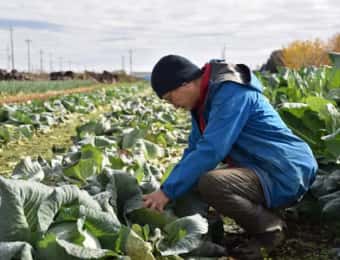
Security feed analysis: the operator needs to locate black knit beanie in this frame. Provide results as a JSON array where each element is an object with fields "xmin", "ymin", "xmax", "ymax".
[{"xmin": 151, "ymin": 55, "xmax": 202, "ymax": 98}]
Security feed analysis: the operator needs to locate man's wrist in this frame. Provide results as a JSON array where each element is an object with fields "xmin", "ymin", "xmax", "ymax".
[{"xmin": 160, "ymin": 185, "xmax": 173, "ymax": 201}]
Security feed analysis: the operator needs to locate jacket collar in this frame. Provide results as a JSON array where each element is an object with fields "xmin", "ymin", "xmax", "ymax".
[{"xmin": 194, "ymin": 60, "xmax": 252, "ymax": 111}]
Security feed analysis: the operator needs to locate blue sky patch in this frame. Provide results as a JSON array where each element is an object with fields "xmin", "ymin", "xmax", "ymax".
[{"xmin": 0, "ymin": 18, "xmax": 63, "ymax": 32}]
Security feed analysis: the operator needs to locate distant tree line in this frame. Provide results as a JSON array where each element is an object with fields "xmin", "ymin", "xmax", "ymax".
[{"xmin": 261, "ymin": 33, "xmax": 340, "ymax": 72}]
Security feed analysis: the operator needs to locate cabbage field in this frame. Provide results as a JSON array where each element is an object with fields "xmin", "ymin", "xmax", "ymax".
[
  {"xmin": 0, "ymin": 80, "xmax": 95, "ymax": 95},
  {"xmin": 0, "ymin": 63, "xmax": 339, "ymax": 259},
  {"xmin": 256, "ymin": 66, "xmax": 340, "ymax": 223}
]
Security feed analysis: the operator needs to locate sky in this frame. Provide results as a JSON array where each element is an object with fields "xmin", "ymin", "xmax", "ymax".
[{"xmin": 0, "ymin": 0, "xmax": 339, "ymax": 73}]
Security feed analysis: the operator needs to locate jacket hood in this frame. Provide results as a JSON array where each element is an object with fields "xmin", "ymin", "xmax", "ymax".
[{"xmin": 209, "ymin": 60, "xmax": 263, "ymax": 93}]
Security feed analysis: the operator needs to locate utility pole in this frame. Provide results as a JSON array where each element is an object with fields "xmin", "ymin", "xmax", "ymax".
[
  {"xmin": 129, "ymin": 49, "xmax": 133, "ymax": 75},
  {"xmin": 59, "ymin": 56, "xmax": 63, "ymax": 71},
  {"xmin": 25, "ymin": 39, "xmax": 32, "ymax": 72},
  {"xmin": 9, "ymin": 27, "xmax": 15, "ymax": 70},
  {"xmin": 6, "ymin": 45, "xmax": 10, "ymax": 70},
  {"xmin": 49, "ymin": 52, "xmax": 53, "ymax": 72},
  {"xmin": 121, "ymin": 55, "xmax": 125, "ymax": 73},
  {"xmin": 221, "ymin": 43, "xmax": 226, "ymax": 60},
  {"xmin": 40, "ymin": 49, "xmax": 44, "ymax": 73},
  {"xmin": 0, "ymin": 47, "xmax": 4, "ymax": 69}
]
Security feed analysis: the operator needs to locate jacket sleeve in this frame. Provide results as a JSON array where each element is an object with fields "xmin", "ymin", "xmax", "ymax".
[
  {"xmin": 179, "ymin": 117, "xmax": 200, "ymax": 161},
  {"xmin": 161, "ymin": 83, "xmax": 253, "ymax": 200}
]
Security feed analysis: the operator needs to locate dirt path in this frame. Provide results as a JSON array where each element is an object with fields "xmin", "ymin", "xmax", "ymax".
[{"xmin": 0, "ymin": 84, "xmax": 109, "ymax": 105}]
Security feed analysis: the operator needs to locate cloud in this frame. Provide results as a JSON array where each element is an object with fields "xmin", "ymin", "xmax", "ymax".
[
  {"xmin": 101, "ymin": 36, "xmax": 136, "ymax": 42},
  {"xmin": 0, "ymin": 0, "xmax": 339, "ymax": 72},
  {"xmin": 175, "ymin": 32, "xmax": 230, "ymax": 39},
  {"xmin": 0, "ymin": 18, "xmax": 63, "ymax": 32}
]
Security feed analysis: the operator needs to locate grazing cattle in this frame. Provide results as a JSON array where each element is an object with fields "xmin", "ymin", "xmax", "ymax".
[
  {"xmin": 0, "ymin": 69, "xmax": 7, "ymax": 80},
  {"xmin": 0, "ymin": 69, "xmax": 120, "ymax": 82},
  {"xmin": 102, "ymin": 70, "xmax": 118, "ymax": 83},
  {"xmin": 84, "ymin": 70, "xmax": 118, "ymax": 83},
  {"xmin": 50, "ymin": 71, "xmax": 67, "ymax": 80},
  {"xmin": 64, "ymin": 71, "xmax": 74, "ymax": 80},
  {"xmin": 11, "ymin": 70, "xmax": 24, "ymax": 80},
  {"xmin": 0, "ymin": 69, "xmax": 26, "ymax": 81}
]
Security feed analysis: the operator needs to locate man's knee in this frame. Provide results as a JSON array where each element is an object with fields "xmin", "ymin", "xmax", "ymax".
[
  {"xmin": 198, "ymin": 171, "xmax": 216, "ymax": 195},
  {"xmin": 198, "ymin": 170, "xmax": 232, "ymax": 200}
]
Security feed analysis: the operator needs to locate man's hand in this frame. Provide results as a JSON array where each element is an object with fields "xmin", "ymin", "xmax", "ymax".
[{"xmin": 143, "ymin": 189, "xmax": 170, "ymax": 213}]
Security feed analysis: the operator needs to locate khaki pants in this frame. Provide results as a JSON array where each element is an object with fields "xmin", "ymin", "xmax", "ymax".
[{"xmin": 174, "ymin": 168, "xmax": 285, "ymax": 235}]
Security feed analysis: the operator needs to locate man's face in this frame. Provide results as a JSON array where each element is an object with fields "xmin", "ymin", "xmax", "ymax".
[{"xmin": 162, "ymin": 81, "xmax": 200, "ymax": 110}]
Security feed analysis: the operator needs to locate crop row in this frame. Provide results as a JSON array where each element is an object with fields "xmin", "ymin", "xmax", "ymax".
[
  {"xmin": 0, "ymin": 80, "xmax": 97, "ymax": 95},
  {"xmin": 0, "ymin": 84, "xmax": 218, "ymax": 259},
  {"xmin": 0, "ymin": 84, "xmax": 143, "ymax": 147}
]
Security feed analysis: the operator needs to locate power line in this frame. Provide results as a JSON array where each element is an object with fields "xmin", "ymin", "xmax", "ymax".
[
  {"xmin": 49, "ymin": 52, "xmax": 53, "ymax": 72},
  {"xmin": 0, "ymin": 47, "xmax": 4, "ymax": 69},
  {"xmin": 129, "ymin": 49, "xmax": 133, "ymax": 75},
  {"xmin": 6, "ymin": 45, "xmax": 10, "ymax": 70},
  {"xmin": 59, "ymin": 56, "xmax": 63, "ymax": 71},
  {"xmin": 25, "ymin": 39, "xmax": 32, "ymax": 72},
  {"xmin": 40, "ymin": 49, "xmax": 44, "ymax": 73},
  {"xmin": 9, "ymin": 26, "xmax": 15, "ymax": 70},
  {"xmin": 121, "ymin": 55, "xmax": 125, "ymax": 72},
  {"xmin": 221, "ymin": 43, "xmax": 226, "ymax": 60}
]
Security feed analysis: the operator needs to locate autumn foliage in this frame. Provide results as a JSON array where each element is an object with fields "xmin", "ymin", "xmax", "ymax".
[
  {"xmin": 282, "ymin": 33, "xmax": 340, "ymax": 69},
  {"xmin": 328, "ymin": 33, "xmax": 340, "ymax": 52}
]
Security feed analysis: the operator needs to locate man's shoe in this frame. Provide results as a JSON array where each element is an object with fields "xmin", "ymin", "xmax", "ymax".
[
  {"xmin": 254, "ymin": 228, "xmax": 285, "ymax": 252},
  {"xmin": 207, "ymin": 216, "xmax": 225, "ymax": 245},
  {"xmin": 229, "ymin": 229, "xmax": 285, "ymax": 260},
  {"xmin": 183, "ymin": 241, "xmax": 228, "ymax": 257}
]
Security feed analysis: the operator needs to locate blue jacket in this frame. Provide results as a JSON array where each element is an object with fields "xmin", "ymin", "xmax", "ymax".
[{"xmin": 161, "ymin": 62, "xmax": 318, "ymax": 208}]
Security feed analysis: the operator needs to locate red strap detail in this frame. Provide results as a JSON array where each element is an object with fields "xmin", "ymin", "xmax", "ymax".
[
  {"xmin": 196, "ymin": 63, "xmax": 234, "ymax": 168},
  {"xmin": 196, "ymin": 63, "xmax": 211, "ymax": 133}
]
